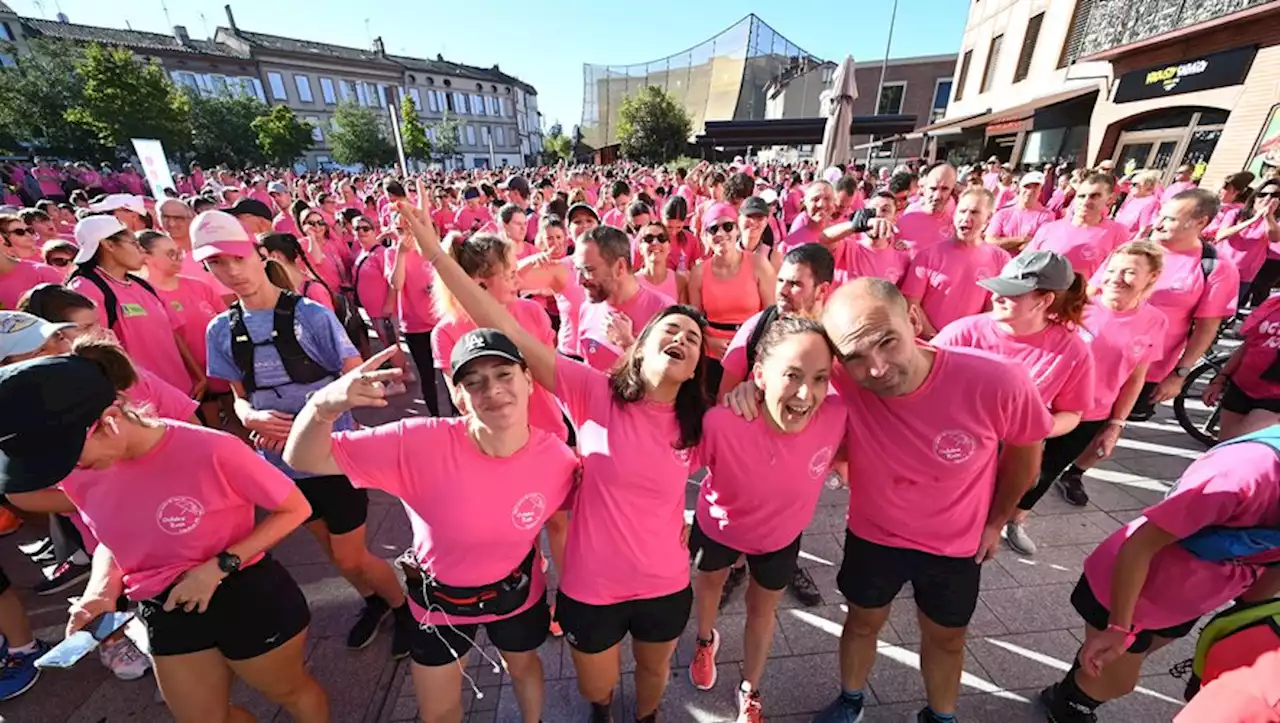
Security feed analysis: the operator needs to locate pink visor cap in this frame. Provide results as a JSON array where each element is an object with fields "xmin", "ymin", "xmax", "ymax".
[
  {"xmin": 190, "ymin": 210, "xmax": 257, "ymax": 261},
  {"xmin": 700, "ymin": 202, "xmax": 738, "ymax": 230}
]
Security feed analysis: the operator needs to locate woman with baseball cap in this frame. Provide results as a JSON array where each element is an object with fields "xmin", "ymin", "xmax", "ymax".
[
  {"xmin": 933, "ymin": 250, "xmax": 1096, "ymax": 555},
  {"xmin": 285, "ymin": 330, "xmax": 577, "ymax": 723},
  {"xmin": 394, "ymin": 200, "xmax": 708, "ymax": 723},
  {"xmin": 0, "ymin": 339, "xmax": 327, "ymax": 721},
  {"xmin": 68, "ymin": 215, "xmax": 206, "ymax": 399},
  {"xmin": 192, "ymin": 210, "xmax": 414, "ymax": 658}
]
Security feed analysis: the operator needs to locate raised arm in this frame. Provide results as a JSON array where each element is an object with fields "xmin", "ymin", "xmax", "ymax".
[{"xmin": 397, "ymin": 202, "xmax": 558, "ymax": 392}]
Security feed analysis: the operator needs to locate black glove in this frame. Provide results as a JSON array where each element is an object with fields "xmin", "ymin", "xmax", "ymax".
[{"xmin": 849, "ymin": 208, "xmax": 874, "ymax": 235}]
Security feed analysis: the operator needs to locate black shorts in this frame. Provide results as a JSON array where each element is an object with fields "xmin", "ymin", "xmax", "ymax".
[
  {"xmin": 689, "ymin": 520, "xmax": 801, "ymax": 591},
  {"xmin": 1221, "ymin": 381, "xmax": 1280, "ymax": 415},
  {"xmin": 555, "ymin": 586, "xmax": 693, "ymax": 654},
  {"xmin": 1070, "ymin": 575, "xmax": 1198, "ymax": 654},
  {"xmin": 0, "ymin": 563, "xmax": 9, "ymax": 596},
  {"xmin": 837, "ymin": 530, "xmax": 981, "ymax": 629},
  {"xmin": 295, "ymin": 474, "xmax": 368, "ymax": 535},
  {"xmin": 138, "ymin": 555, "xmax": 310, "ymax": 660},
  {"xmin": 409, "ymin": 594, "xmax": 550, "ymax": 667}
]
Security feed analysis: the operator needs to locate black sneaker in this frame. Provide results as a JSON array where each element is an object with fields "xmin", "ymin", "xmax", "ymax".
[
  {"xmin": 719, "ymin": 565, "xmax": 747, "ymax": 610},
  {"xmin": 34, "ymin": 559, "xmax": 91, "ymax": 596},
  {"xmin": 390, "ymin": 604, "xmax": 412, "ymax": 659},
  {"xmin": 1056, "ymin": 472, "xmax": 1090, "ymax": 507},
  {"xmin": 917, "ymin": 706, "xmax": 958, "ymax": 722},
  {"xmin": 1039, "ymin": 684, "xmax": 1098, "ymax": 723},
  {"xmin": 590, "ymin": 701, "xmax": 613, "ymax": 723},
  {"xmin": 1126, "ymin": 405, "xmax": 1154, "ymax": 422},
  {"xmin": 788, "ymin": 566, "xmax": 823, "ymax": 607},
  {"xmin": 346, "ymin": 596, "xmax": 391, "ymax": 650}
]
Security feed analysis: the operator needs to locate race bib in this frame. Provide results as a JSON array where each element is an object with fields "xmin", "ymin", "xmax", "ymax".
[{"xmin": 121, "ymin": 303, "xmax": 148, "ymax": 318}]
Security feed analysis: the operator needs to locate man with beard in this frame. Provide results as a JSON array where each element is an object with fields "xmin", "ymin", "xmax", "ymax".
[
  {"xmin": 574, "ymin": 225, "xmax": 674, "ymax": 371},
  {"xmin": 897, "ymin": 163, "xmax": 958, "ymax": 250}
]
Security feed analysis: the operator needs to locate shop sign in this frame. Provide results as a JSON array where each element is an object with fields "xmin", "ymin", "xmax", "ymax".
[
  {"xmin": 1114, "ymin": 46, "xmax": 1256, "ymax": 103},
  {"xmin": 985, "ymin": 118, "xmax": 1031, "ymax": 137}
]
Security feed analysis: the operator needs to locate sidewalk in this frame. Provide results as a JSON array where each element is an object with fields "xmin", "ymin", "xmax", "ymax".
[{"xmin": 0, "ymin": 383, "xmax": 1205, "ymax": 722}]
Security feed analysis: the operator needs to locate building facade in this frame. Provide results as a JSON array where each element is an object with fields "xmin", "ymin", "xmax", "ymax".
[{"xmin": 0, "ymin": 3, "xmax": 540, "ymax": 171}]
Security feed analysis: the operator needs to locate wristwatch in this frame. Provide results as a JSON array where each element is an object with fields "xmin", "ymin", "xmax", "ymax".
[
  {"xmin": 1174, "ymin": 366, "xmax": 1192, "ymax": 378},
  {"xmin": 216, "ymin": 551, "xmax": 242, "ymax": 575}
]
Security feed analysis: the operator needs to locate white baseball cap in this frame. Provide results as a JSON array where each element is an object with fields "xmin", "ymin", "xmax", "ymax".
[
  {"xmin": 72, "ymin": 216, "xmax": 128, "ymax": 264},
  {"xmin": 89, "ymin": 193, "xmax": 147, "ymax": 215},
  {"xmin": 190, "ymin": 210, "xmax": 256, "ymax": 262},
  {"xmin": 1019, "ymin": 171, "xmax": 1046, "ymax": 187},
  {"xmin": 758, "ymin": 188, "xmax": 779, "ymax": 205},
  {"xmin": 0, "ymin": 312, "xmax": 73, "ymax": 361}
]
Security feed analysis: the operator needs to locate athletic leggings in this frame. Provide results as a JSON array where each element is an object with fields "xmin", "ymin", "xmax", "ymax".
[
  {"xmin": 402, "ymin": 331, "xmax": 442, "ymax": 417},
  {"xmin": 1017, "ymin": 419, "xmax": 1108, "ymax": 511}
]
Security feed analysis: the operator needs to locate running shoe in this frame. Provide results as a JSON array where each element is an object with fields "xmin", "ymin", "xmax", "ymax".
[
  {"xmin": 788, "ymin": 565, "xmax": 823, "ymax": 607},
  {"xmin": 0, "ymin": 641, "xmax": 48, "ymax": 701},
  {"xmin": 689, "ymin": 629, "xmax": 720, "ymax": 690},
  {"xmin": 589, "ymin": 701, "xmax": 613, "ymax": 723},
  {"xmin": 1056, "ymin": 472, "xmax": 1090, "ymax": 507},
  {"xmin": 736, "ymin": 681, "xmax": 763, "ymax": 723},
  {"xmin": 1126, "ymin": 405, "xmax": 1154, "ymax": 422},
  {"xmin": 1005, "ymin": 520, "xmax": 1037, "ymax": 556},
  {"xmin": 98, "ymin": 636, "xmax": 151, "ymax": 681},
  {"xmin": 917, "ymin": 707, "xmax": 961, "ymax": 722},
  {"xmin": 34, "ymin": 558, "xmax": 91, "ymax": 596},
  {"xmin": 548, "ymin": 602, "xmax": 563, "ymax": 637},
  {"xmin": 0, "ymin": 508, "xmax": 21, "ymax": 537},
  {"xmin": 347, "ymin": 596, "xmax": 391, "ymax": 649},
  {"xmin": 718, "ymin": 565, "xmax": 747, "ymax": 610},
  {"xmin": 813, "ymin": 691, "xmax": 865, "ymax": 723},
  {"xmin": 17, "ymin": 537, "xmax": 52, "ymax": 560},
  {"xmin": 1039, "ymin": 684, "xmax": 1098, "ymax": 723}
]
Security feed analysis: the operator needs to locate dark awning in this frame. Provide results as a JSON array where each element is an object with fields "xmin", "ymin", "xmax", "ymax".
[
  {"xmin": 908, "ymin": 84, "xmax": 1101, "ymax": 138},
  {"xmin": 695, "ymin": 114, "xmax": 918, "ymax": 147}
]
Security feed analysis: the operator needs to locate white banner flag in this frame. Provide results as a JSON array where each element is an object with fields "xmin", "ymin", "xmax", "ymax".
[{"xmin": 130, "ymin": 138, "xmax": 176, "ymax": 198}]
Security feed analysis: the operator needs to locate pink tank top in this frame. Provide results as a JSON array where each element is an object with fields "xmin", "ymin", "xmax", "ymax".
[
  {"xmin": 701, "ymin": 254, "xmax": 762, "ymax": 358},
  {"xmin": 638, "ymin": 270, "xmax": 678, "ymax": 301}
]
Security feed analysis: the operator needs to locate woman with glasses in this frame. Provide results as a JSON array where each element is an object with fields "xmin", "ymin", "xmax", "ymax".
[
  {"xmin": 635, "ymin": 221, "xmax": 687, "ymax": 303},
  {"xmin": 1215, "ymin": 177, "xmax": 1280, "ymax": 306},
  {"xmin": 0, "ymin": 237, "xmax": 63, "ymax": 309},
  {"xmin": 294, "ymin": 205, "xmax": 348, "ymax": 295},
  {"xmin": 688, "ymin": 202, "xmax": 776, "ymax": 396},
  {"xmin": 0, "ymin": 213, "xmax": 41, "ymax": 261},
  {"xmin": 40, "ymin": 240, "xmax": 77, "ymax": 276}
]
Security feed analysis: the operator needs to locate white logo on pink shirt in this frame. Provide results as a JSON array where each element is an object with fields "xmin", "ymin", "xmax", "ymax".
[
  {"xmin": 510, "ymin": 493, "xmax": 547, "ymax": 531},
  {"xmin": 672, "ymin": 447, "xmax": 692, "ymax": 466},
  {"xmin": 932, "ymin": 430, "xmax": 977, "ymax": 464},
  {"xmin": 1130, "ymin": 339, "xmax": 1149, "ymax": 359},
  {"xmin": 809, "ymin": 446, "xmax": 835, "ymax": 480},
  {"xmin": 1081, "ymin": 246, "xmax": 1098, "ymax": 261},
  {"xmin": 155, "ymin": 495, "xmax": 204, "ymax": 535}
]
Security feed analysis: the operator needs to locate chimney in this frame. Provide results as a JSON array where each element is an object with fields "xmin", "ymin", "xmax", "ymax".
[
  {"xmin": 56, "ymin": 12, "xmax": 70, "ymax": 23},
  {"xmin": 436, "ymin": 53, "xmax": 444, "ymax": 62},
  {"xmin": 372, "ymin": 36, "xmax": 385, "ymax": 56},
  {"xmin": 224, "ymin": 4, "xmax": 238, "ymax": 32},
  {"xmin": 492, "ymin": 63, "xmax": 500, "ymax": 72},
  {"xmin": 173, "ymin": 25, "xmax": 190, "ymax": 45}
]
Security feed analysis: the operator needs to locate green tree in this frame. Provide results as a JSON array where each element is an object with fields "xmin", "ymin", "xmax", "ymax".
[
  {"xmin": 65, "ymin": 43, "xmax": 191, "ymax": 154},
  {"xmin": 188, "ymin": 91, "xmax": 268, "ymax": 169},
  {"xmin": 399, "ymin": 95, "xmax": 431, "ymax": 165},
  {"xmin": 329, "ymin": 101, "xmax": 395, "ymax": 169},
  {"xmin": 429, "ymin": 112, "xmax": 461, "ymax": 167},
  {"xmin": 616, "ymin": 86, "xmax": 691, "ymax": 165},
  {"xmin": 542, "ymin": 122, "xmax": 571, "ymax": 164},
  {"xmin": 250, "ymin": 106, "xmax": 314, "ymax": 167},
  {"xmin": 0, "ymin": 39, "xmax": 104, "ymax": 158}
]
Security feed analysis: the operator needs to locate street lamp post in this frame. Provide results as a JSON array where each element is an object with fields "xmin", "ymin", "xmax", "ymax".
[{"xmin": 868, "ymin": 0, "xmax": 900, "ymax": 166}]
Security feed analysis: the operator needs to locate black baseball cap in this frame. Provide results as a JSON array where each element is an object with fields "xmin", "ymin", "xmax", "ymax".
[
  {"xmin": 566, "ymin": 203, "xmax": 599, "ymax": 223},
  {"xmin": 0, "ymin": 355, "xmax": 118, "ymax": 494},
  {"xmin": 228, "ymin": 198, "xmax": 273, "ymax": 222},
  {"xmin": 449, "ymin": 329, "xmax": 525, "ymax": 384},
  {"xmin": 740, "ymin": 196, "xmax": 770, "ymax": 217}
]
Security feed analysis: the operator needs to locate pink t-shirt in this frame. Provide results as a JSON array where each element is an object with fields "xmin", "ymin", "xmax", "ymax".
[
  {"xmin": 34, "ymin": 167, "xmax": 62, "ymax": 196},
  {"xmin": 68, "ymin": 272, "xmax": 193, "ymax": 394},
  {"xmin": 385, "ymin": 245, "xmax": 438, "ymax": 334},
  {"xmin": 987, "ymin": 206, "xmax": 1056, "ymax": 243},
  {"xmin": 637, "ymin": 270, "xmax": 678, "ymax": 300},
  {"xmin": 432, "ymin": 299, "xmax": 568, "ymax": 442},
  {"xmin": 1092, "ymin": 244, "xmax": 1239, "ymax": 382},
  {"xmin": 933, "ymin": 314, "xmax": 1095, "ymax": 413},
  {"xmin": 1078, "ymin": 301, "xmax": 1168, "ymax": 421},
  {"xmin": 129, "ymin": 367, "xmax": 199, "ymax": 421},
  {"xmin": 1204, "ymin": 202, "xmax": 1245, "ymax": 241},
  {"xmin": 696, "ymin": 401, "xmax": 847, "ymax": 553},
  {"xmin": 1232, "ymin": 295, "xmax": 1280, "ymax": 401},
  {"xmin": 779, "ymin": 215, "xmax": 826, "ymax": 256},
  {"xmin": 272, "ymin": 213, "xmax": 300, "ymax": 238},
  {"xmin": 601, "ymin": 208, "xmax": 625, "ymax": 229},
  {"xmin": 60, "ymin": 423, "xmax": 294, "ymax": 600},
  {"xmin": 721, "ymin": 309, "xmax": 767, "ymax": 383},
  {"xmin": 895, "ymin": 208, "xmax": 953, "ymax": 250},
  {"xmin": 1026, "ymin": 219, "xmax": 1130, "ymax": 280},
  {"xmin": 353, "ymin": 245, "xmax": 392, "ymax": 318},
  {"xmin": 994, "ymin": 185, "xmax": 1017, "ymax": 210},
  {"xmin": 331, "ymin": 417, "xmax": 577, "ymax": 626},
  {"xmin": 155, "ymin": 276, "xmax": 227, "ymax": 393},
  {"xmin": 900, "ymin": 240, "xmax": 1011, "ymax": 332},
  {"xmin": 834, "ymin": 237, "xmax": 912, "ymax": 287},
  {"xmin": 1114, "ymin": 194, "xmax": 1162, "ymax": 234},
  {"xmin": 0, "ymin": 260, "xmax": 62, "ymax": 310},
  {"xmin": 577, "ymin": 283, "xmax": 674, "ymax": 371},
  {"xmin": 1161, "ymin": 180, "xmax": 1197, "ymax": 204},
  {"xmin": 552, "ymin": 257, "xmax": 586, "ymax": 357},
  {"xmin": 178, "ymin": 252, "xmax": 233, "ymax": 297},
  {"xmin": 1083, "ymin": 440, "xmax": 1280, "ymax": 630},
  {"xmin": 837, "ymin": 346, "xmax": 1053, "ymax": 557},
  {"xmin": 453, "ymin": 205, "xmax": 493, "ymax": 234},
  {"xmin": 1217, "ymin": 209, "xmax": 1271, "ymax": 282},
  {"xmin": 554, "ymin": 358, "xmax": 692, "ymax": 604}
]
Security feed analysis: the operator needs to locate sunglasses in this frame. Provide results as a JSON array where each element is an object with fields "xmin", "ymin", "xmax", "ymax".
[
  {"xmin": 354, "ymin": 224, "xmax": 375, "ymax": 232},
  {"xmin": 47, "ymin": 256, "xmax": 72, "ymax": 267},
  {"xmin": 1259, "ymin": 191, "xmax": 1280, "ymax": 198},
  {"xmin": 706, "ymin": 221, "xmax": 737, "ymax": 235},
  {"xmin": 6, "ymin": 227, "xmax": 31, "ymax": 236},
  {"xmin": 304, "ymin": 220, "xmax": 328, "ymax": 228},
  {"xmin": 640, "ymin": 233, "xmax": 668, "ymax": 244}
]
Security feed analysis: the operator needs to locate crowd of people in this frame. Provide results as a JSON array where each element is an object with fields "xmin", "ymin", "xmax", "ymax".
[{"xmin": 0, "ymin": 150, "xmax": 1278, "ymax": 723}]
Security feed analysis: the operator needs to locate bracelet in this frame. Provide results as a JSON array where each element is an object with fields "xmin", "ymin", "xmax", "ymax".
[
  {"xmin": 1107, "ymin": 419, "xmax": 1126, "ymax": 428},
  {"xmin": 1107, "ymin": 623, "xmax": 1137, "ymax": 646}
]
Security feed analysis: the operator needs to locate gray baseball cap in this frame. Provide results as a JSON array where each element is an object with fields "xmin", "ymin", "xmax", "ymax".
[{"xmin": 978, "ymin": 250, "xmax": 1075, "ymax": 297}]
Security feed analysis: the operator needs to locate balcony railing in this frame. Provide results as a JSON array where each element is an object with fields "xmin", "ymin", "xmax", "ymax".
[{"xmin": 1066, "ymin": 0, "xmax": 1277, "ymax": 62}]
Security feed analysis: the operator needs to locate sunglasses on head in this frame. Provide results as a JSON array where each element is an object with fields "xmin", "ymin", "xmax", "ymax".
[{"xmin": 706, "ymin": 221, "xmax": 737, "ymax": 235}]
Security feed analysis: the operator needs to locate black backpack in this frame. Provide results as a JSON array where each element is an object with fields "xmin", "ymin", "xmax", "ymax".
[
  {"xmin": 1199, "ymin": 241, "xmax": 1218, "ymax": 281},
  {"xmin": 744, "ymin": 305, "xmax": 782, "ymax": 372},
  {"xmin": 228, "ymin": 291, "xmax": 336, "ymax": 394},
  {"xmin": 69, "ymin": 267, "xmax": 162, "ymax": 329},
  {"xmin": 301, "ymin": 279, "xmax": 368, "ymax": 351}
]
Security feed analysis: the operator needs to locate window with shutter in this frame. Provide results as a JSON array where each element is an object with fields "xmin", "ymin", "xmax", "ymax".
[
  {"xmin": 980, "ymin": 35, "xmax": 1003, "ymax": 93},
  {"xmin": 1014, "ymin": 13, "xmax": 1044, "ymax": 82},
  {"xmin": 955, "ymin": 50, "xmax": 973, "ymax": 101},
  {"xmin": 1059, "ymin": 0, "xmax": 1095, "ymax": 68}
]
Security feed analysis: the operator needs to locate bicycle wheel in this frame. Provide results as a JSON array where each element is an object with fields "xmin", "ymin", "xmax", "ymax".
[{"xmin": 1173, "ymin": 358, "xmax": 1224, "ymax": 447}]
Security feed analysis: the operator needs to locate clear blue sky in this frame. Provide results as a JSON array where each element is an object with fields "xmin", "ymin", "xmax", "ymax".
[{"xmin": 11, "ymin": 0, "xmax": 969, "ymax": 130}]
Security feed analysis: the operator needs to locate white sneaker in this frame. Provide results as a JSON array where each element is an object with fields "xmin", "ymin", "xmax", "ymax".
[
  {"xmin": 1005, "ymin": 520, "xmax": 1038, "ymax": 556},
  {"xmin": 99, "ymin": 636, "xmax": 151, "ymax": 681}
]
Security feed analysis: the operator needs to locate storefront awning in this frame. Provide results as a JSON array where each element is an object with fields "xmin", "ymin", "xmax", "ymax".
[
  {"xmin": 910, "ymin": 109, "xmax": 991, "ymax": 137},
  {"xmin": 910, "ymin": 85, "xmax": 1101, "ymax": 138}
]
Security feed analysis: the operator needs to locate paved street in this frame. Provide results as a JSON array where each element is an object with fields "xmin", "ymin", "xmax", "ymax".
[{"xmin": 0, "ymin": 378, "xmax": 1207, "ymax": 723}]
